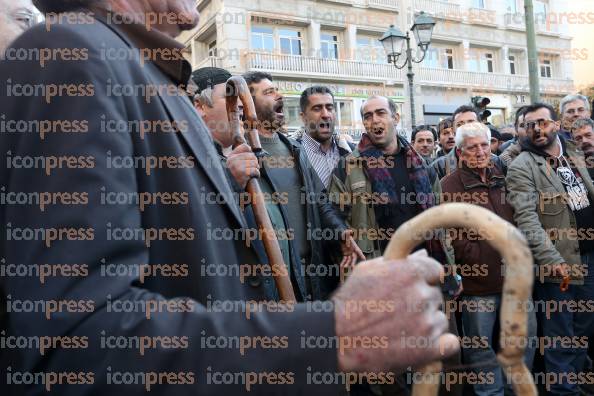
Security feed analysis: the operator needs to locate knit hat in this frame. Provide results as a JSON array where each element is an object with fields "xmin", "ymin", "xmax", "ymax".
[{"xmin": 191, "ymin": 67, "xmax": 232, "ymax": 93}]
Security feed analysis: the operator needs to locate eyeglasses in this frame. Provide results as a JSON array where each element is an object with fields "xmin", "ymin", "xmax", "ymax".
[{"xmin": 526, "ymin": 119, "xmax": 554, "ymax": 131}]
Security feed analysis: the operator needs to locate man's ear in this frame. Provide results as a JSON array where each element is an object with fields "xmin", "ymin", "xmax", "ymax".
[
  {"xmin": 194, "ymin": 101, "xmax": 206, "ymax": 118},
  {"xmin": 393, "ymin": 112, "xmax": 401, "ymax": 125},
  {"xmin": 455, "ymin": 147, "xmax": 462, "ymax": 157},
  {"xmin": 300, "ymin": 111, "xmax": 306, "ymax": 125}
]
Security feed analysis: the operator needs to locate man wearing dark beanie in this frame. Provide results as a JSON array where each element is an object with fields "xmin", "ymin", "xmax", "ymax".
[{"xmin": 192, "ymin": 67, "xmax": 233, "ymax": 152}]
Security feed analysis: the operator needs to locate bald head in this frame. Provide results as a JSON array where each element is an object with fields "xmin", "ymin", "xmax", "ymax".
[{"xmin": 0, "ymin": 0, "xmax": 36, "ymax": 58}]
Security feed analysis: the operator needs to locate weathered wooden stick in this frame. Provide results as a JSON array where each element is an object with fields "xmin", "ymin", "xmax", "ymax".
[
  {"xmin": 384, "ymin": 203, "xmax": 536, "ymax": 396},
  {"xmin": 225, "ymin": 76, "xmax": 296, "ymax": 303}
]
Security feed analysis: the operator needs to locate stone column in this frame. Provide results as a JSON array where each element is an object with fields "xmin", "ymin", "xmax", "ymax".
[{"xmin": 307, "ymin": 20, "xmax": 321, "ymax": 57}]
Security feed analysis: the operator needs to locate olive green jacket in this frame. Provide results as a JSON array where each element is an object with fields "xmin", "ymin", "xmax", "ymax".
[
  {"xmin": 506, "ymin": 140, "xmax": 594, "ymax": 284},
  {"xmin": 328, "ymin": 148, "xmax": 457, "ymax": 280}
]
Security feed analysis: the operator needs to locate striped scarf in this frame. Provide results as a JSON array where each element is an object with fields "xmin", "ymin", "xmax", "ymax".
[{"xmin": 358, "ymin": 133, "xmax": 436, "ymax": 210}]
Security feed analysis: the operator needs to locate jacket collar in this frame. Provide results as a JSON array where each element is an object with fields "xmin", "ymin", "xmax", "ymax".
[
  {"xmin": 91, "ymin": 8, "xmax": 192, "ymax": 88},
  {"xmin": 525, "ymin": 140, "xmax": 594, "ymax": 196},
  {"xmin": 458, "ymin": 163, "xmax": 505, "ymax": 190},
  {"xmin": 92, "ymin": 12, "xmax": 246, "ymax": 228}
]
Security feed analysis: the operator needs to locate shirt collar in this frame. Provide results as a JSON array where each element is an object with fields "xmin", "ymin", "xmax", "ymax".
[
  {"xmin": 93, "ymin": 8, "xmax": 193, "ymax": 87},
  {"xmin": 302, "ymin": 132, "xmax": 337, "ymax": 154}
]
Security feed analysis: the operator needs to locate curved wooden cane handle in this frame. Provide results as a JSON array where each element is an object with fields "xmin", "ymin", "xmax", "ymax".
[{"xmin": 383, "ymin": 203, "xmax": 537, "ymax": 396}]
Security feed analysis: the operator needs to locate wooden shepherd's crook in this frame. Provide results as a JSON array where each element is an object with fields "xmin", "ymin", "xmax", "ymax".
[
  {"xmin": 225, "ymin": 76, "xmax": 297, "ymax": 303},
  {"xmin": 384, "ymin": 203, "xmax": 537, "ymax": 396}
]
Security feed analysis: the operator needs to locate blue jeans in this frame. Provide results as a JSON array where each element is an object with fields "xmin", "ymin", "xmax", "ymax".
[
  {"xmin": 533, "ymin": 251, "xmax": 594, "ymax": 396},
  {"xmin": 460, "ymin": 294, "xmax": 537, "ymax": 396}
]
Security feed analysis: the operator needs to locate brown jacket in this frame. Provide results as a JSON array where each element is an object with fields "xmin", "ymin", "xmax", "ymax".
[{"xmin": 441, "ymin": 164, "xmax": 514, "ymax": 295}]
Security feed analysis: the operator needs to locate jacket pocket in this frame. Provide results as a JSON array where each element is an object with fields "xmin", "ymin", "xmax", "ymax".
[
  {"xmin": 538, "ymin": 190, "xmax": 567, "ymax": 233},
  {"xmin": 538, "ymin": 190, "xmax": 565, "ymax": 216}
]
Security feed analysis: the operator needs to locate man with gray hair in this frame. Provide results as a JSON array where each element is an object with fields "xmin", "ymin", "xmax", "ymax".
[
  {"xmin": 560, "ymin": 94, "xmax": 591, "ymax": 139},
  {"xmin": 441, "ymin": 122, "xmax": 536, "ymax": 396},
  {"xmin": 571, "ymin": 117, "xmax": 594, "ymax": 179},
  {"xmin": 0, "ymin": 0, "xmax": 37, "ymax": 57}
]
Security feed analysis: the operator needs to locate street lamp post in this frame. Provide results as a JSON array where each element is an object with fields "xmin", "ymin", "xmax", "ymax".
[{"xmin": 380, "ymin": 12, "xmax": 436, "ymax": 128}]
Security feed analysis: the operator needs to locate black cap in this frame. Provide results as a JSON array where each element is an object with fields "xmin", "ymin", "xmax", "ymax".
[{"xmin": 191, "ymin": 67, "xmax": 232, "ymax": 93}]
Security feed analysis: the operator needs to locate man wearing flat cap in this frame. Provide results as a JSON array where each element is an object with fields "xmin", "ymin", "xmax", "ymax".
[
  {"xmin": 0, "ymin": 0, "xmax": 459, "ymax": 395},
  {"xmin": 192, "ymin": 67, "xmax": 235, "ymax": 153}
]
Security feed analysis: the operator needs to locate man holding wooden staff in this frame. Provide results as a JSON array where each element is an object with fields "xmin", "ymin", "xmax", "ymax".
[{"xmin": 0, "ymin": 0, "xmax": 458, "ymax": 395}]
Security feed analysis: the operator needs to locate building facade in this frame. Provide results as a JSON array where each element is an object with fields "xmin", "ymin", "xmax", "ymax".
[{"xmin": 179, "ymin": 0, "xmax": 575, "ymax": 137}]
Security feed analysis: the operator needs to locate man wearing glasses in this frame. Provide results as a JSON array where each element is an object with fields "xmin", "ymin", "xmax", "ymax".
[
  {"xmin": 507, "ymin": 103, "xmax": 594, "ymax": 396},
  {"xmin": 0, "ymin": 0, "xmax": 37, "ymax": 57}
]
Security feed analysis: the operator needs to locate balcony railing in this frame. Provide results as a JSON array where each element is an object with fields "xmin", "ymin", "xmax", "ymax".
[
  {"xmin": 315, "ymin": 0, "xmax": 399, "ymax": 10},
  {"xmin": 246, "ymin": 52, "xmax": 403, "ymax": 82},
  {"xmin": 504, "ymin": 14, "xmax": 559, "ymax": 35},
  {"xmin": 467, "ymin": 7, "xmax": 497, "ymax": 26},
  {"xmin": 414, "ymin": 0, "xmax": 461, "ymax": 20},
  {"xmin": 195, "ymin": 56, "xmax": 222, "ymax": 70},
  {"xmin": 417, "ymin": 67, "xmax": 573, "ymax": 94},
  {"xmin": 368, "ymin": 0, "xmax": 399, "ymax": 10},
  {"xmin": 245, "ymin": 53, "xmax": 573, "ymax": 94}
]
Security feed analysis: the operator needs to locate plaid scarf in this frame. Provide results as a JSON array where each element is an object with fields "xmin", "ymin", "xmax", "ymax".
[
  {"xmin": 358, "ymin": 133, "xmax": 436, "ymax": 210},
  {"xmin": 358, "ymin": 133, "xmax": 445, "ymax": 263}
]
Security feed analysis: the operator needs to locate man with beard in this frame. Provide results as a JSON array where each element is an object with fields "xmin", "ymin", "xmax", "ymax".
[
  {"xmin": 298, "ymin": 85, "xmax": 354, "ymax": 188},
  {"xmin": 242, "ymin": 72, "xmax": 364, "ymax": 299},
  {"xmin": 0, "ymin": 0, "xmax": 37, "ymax": 58},
  {"xmin": 507, "ymin": 103, "xmax": 594, "ymax": 396},
  {"xmin": 571, "ymin": 118, "xmax": 594, "ymax": 177},
  {"xmin": 0, "ymin": 1, "xmax": 460, "ymax": 395},
  {"xmin": 560, "ymin": 94, "xmax": 591, "ymax": 140},
  {"xmin": 436, "ymin": 117, "xmax": 455, "ymax": 157},
  {"xmin": 411, "ymin": 125, "xmax": 437, "ymax": 163}
]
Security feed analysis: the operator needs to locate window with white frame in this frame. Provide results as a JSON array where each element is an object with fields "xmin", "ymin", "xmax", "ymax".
[
  {"xmin": 251, "ymin": 25, "xmax": 303, "ymax": 55},
  {"xmin": 508, "ymin": 54, "xmax": 516, "ymax": 75},
  {"xmin": 540, "ymin": 58, "xmax": 552, "ymax": 78},
  {"xmin": 423, "ymin": 47, "xmax": 440, "ymax": 68},
  {"xmin": 423, "ymin": 47, "xmax": 455, "ymax": 69},
  {"xmin": 321, "ymin": 33, "xmax": 339, "ymax": 59},
  {"xmin": 468, "ymin": 49, "xmax": 495, "ymax": 73},
  {"xmin": 279, "ymin": 29, "xmax": 302, "ymax": 56},
  {"xmin": 445, "ymin": 48, "xmax": 454, "ymax": 69},
  {"xmin": 356, "ymin": 36, "xmax": 386, "ymax": 63},
  {"xmin": 534, "ymin": 0, "xmax": 547, "ymax": 24},
  {"xmin": 473, "ymin": 0, "xmax": 486, "ymax": 9},
  {"xmin": 505, "ymin": 0, "xmax": 517, "ymax": 13},
  {"xmin": 251, "ymin": 26, "xmax": 274, "ymax": 52},
  {"xmin": 483, "ymin": 52, "xmax": 494, "ymax": 73},
  {"xmin": 208, "ymin": 40, "xmax": 217, "ymax": 57}
]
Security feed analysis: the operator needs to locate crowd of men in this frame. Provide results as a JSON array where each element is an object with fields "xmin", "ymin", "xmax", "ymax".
[
  {"xmin": 190, "ymin": 58, "xmax": 594, "ymax": 394},
  {"xmin": 1, "ymin": 1, "xmax": 594, "ymax": 396}
]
